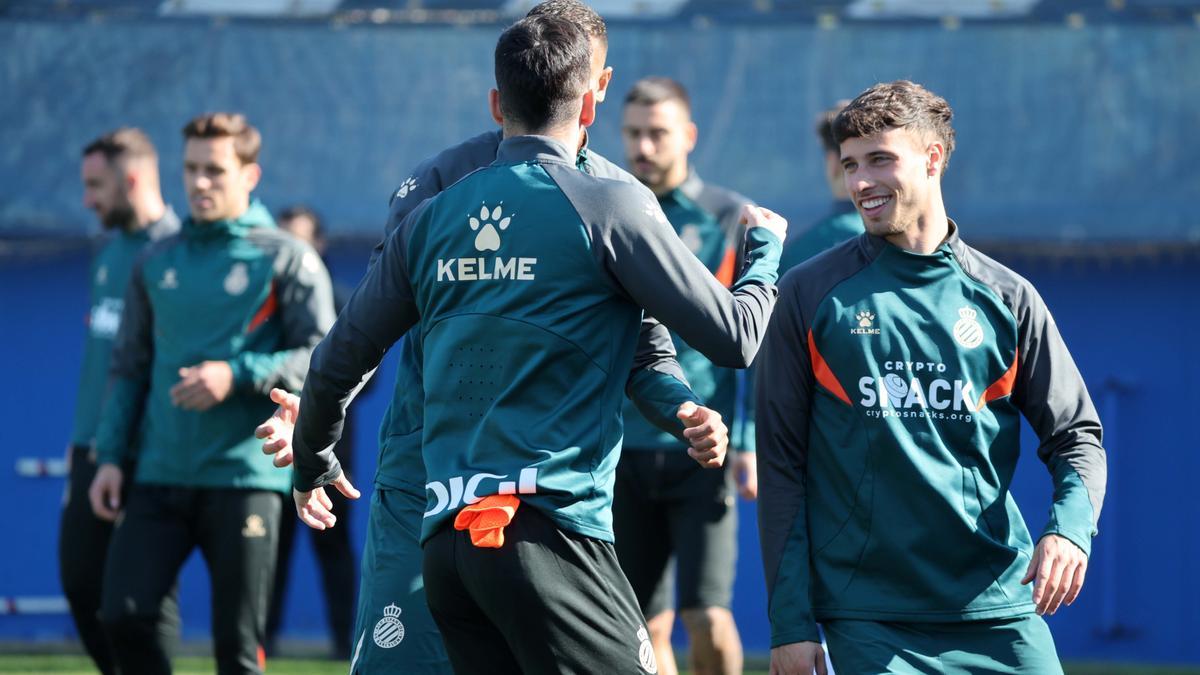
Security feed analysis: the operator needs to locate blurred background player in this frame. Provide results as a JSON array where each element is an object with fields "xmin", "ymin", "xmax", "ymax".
[
  {"xmin": 778, "ymin": 100, "xmax": 864, "ymax": 272},
  {"xmin": 61, "ymin": 127, "xmax": 181, "ymax": 675},
  {"xmin": 756, "ymin": 80, "xmax": 1107, "ymax": 675},
  {"xmin": 616, "ymin": 76, "xmax": 756, "ymax": 675},
  {"xmin": 87, "ymin": 113, "xmax": 336, "ymax": 675},
  {"xmin": 264, "ymin": 205, "xmax": 358, "ymax": 660}
]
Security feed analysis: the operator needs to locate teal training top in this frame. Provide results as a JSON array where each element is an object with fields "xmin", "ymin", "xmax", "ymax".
[
  {"xmin": 621, "ymin": 171, "xmax": 755, "ymax": 453},
  {"xmin": 755, "ymin": 223, "xmax": 1107, "ymax": 647},
  {"xmin": 293, "ymin": 135, "xmax": 782, "ymax": 543},
  {"xmin": 70, "ymin": 210, "xmax": 179, "ymax": 447},
  {"xmin": 366, "ymin": 130, "xmax": 696, "ymax": 495},
  {"xmin": 95, "ymin": 200, "xmax": 336, "ymax": 492}
]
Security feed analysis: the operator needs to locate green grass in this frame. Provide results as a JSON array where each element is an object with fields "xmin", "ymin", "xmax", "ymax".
[
  {"xmin": 2, "ymin": 655, "xmax": 1197, "ymax": 674},
  {"xmin": 0, "ymin": 655, "xmax": 346, "ymax": 674}
]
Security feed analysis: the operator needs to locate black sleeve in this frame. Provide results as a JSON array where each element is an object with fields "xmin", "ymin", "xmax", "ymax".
[
  {"xmin": 754, "ymin": 271, "xmax": 821, "ymax": 646},
  {"xmin": 292, "ymin": 204, "xmax": 424, "ymax": 491},
  {"xmin": 94, "ymin": 248, "xmax": 158, "ymax": 466},
  {"xmin": 961, "ymin": 247, "xmax": 1107, "ymax": 556},
  {"xmin": 625, "ymin": 316, "xmax": 697, "ymax": 439}
]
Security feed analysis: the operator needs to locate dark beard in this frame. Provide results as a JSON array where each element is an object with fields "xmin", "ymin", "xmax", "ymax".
[{"xmin": 100, "ymin": 203, "xmax": 136, "ymax": 231}]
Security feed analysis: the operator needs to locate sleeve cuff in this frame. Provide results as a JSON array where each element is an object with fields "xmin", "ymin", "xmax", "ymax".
[
  {"xmin": 770, "ymin": 625, "xmax": 822, "ymax": 648},
  {"xmin": 1039, "ymin": 526, "xmax": 1093, "ymax": 558}
]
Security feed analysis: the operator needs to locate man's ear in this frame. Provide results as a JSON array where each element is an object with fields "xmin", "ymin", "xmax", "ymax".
[
  {"xmin": 927, "ymin": 141, "xmax": 945, "ymax": 177},
  {"xmin": 685, "ymin": 121, "xmax": 698, "ymax": 154},
  {"xmin": 595, "ymin": 66, "xmax": 614, "ymax": 104},
  {"xmin": 489, "ymin": 89, "xmax": 504, "ymax": 127},
  {"xmin": 579, "ymin": 89, "xmax": 597, "ymax": 128},
  {"xmin": 242, "ymin": 162, "xmax": 262, "ymax": 192}
]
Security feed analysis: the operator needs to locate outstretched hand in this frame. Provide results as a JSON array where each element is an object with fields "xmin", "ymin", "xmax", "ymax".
[
  {"xmin": 293, "ymin": 473, "xmax": 361, "ymax": 531},
  {"xmin": 256, "ymin": 388, "xmax": 300, "ymax": 468},
  {"xmin": 677, "ymin": 402, "xmax": 728, "ymax": 469}
]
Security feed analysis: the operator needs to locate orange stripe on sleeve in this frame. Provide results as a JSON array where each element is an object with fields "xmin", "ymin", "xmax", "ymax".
[
  {"xmin": 246, "ymin": 283, "xmax": 277, "ymax": 334},
  {"xmin": 714, "ymin": 246, "xmax": 737, "ymax": 288},
  {"xmin": 977, "ymin": 350, "xmax": 1019, "ymax": 411},
  {"xmin": 808, "ymin": 329, "xmax": 852, "ymax": 406}
]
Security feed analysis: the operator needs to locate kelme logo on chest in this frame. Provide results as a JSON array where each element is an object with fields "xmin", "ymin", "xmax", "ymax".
[
  {"xmin": 850, "ymin": 310, "xmax": 881, "ymax": 335},
  {"xmin": 436, "ymin": 202, "xmax": 537, "ymax": 282}
]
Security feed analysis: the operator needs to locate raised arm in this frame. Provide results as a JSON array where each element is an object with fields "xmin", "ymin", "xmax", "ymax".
[{"xmin": 564, "ymin": 174, "xmax": 784, "ymax": 368}]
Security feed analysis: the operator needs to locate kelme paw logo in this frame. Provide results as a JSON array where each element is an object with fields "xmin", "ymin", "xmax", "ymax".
[
  {"xmin": 396, "ymin": 177, "xmax": 418, "ymax": 200},
  {"xmin": 470, "ymin": 203, "xmax": 512, "ymax": 252},
  {"xmin": 856, "ymin": 310, "xmax": 875, "ymax": 328}
]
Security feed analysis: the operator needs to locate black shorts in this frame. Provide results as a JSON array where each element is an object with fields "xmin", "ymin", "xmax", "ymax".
[
  {"xmin": 423, "ymin": 505, "xmax": 659, "ymax": 675},
  {"xmin": 612, "ymin": 449, "xmax": 738, "ymax": 617}
]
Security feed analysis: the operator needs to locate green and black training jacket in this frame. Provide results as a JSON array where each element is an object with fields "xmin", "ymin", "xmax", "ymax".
[{"xmin": 756, "ymin": 222, "xmax": 1106, "ymax": 646}]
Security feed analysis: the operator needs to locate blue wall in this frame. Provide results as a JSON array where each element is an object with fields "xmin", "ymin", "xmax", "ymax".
[
  {"xmin": 2, "ymin": 242, "xmax": 1198, "ymax": 663},
  {"xmin": 2, "ymin": 19, "xmax": 1198, "ymax": 241}
]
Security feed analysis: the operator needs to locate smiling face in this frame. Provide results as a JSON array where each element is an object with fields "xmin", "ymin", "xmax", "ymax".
[{"xmin": 840, "ymin": 126, "xmax": 943, "ymax": 238}]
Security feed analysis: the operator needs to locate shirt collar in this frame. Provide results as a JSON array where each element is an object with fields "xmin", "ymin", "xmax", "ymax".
[
  {"xmin": 660, "ymin": 169, "xmax": 704, "ymax": 204},
  {"xmin": 862, "ymin": 218, "xmax": 963, "ymax": 258},
  {"xmin": 495, "ymin": 135, "xmax": 577, "ymax": 166}
]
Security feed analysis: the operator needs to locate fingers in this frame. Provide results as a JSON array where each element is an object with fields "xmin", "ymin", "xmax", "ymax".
[
  {"xmin": 816, "ymin": 645, "xmax": 828, "ymax": 675},
  {"xmin": 89, "ymin": 479, "xmax": 118, "ymax": 522},
  {"xmin": 1020, "ymin": 546, "xmax": 1040, "ymax": 585},
  {"xmin": 333, "ymin": 474, "xmax": 362, "ymax": 500},
  {"xmin": 269, "ymin": 388, "xmax": 301, "ymax": 421},
  {"xmin": 1034, "ymin": 552, "xmax": 1062, "ymax": 614},
  {"xmin": 316, "ymin": 487, "xmax": 333, "ymax": 511},
  {"xmin": 683, "ymin": 425, "xmax": 719, "ymax": 449},
  {"xmin": 1063, "ymin": 559, "xmax": 1088, "ymax": 607},
  {"xmin": 294, "ymin": 488, "xmax": 336, "ymax": 530},
  {"xmin": 688, "ymin": 446, "xmax": 724, "ymax": 469},
  {"xmin": 272, "ymin": 448, "xmax": 294, "ymax": 468},
  {"xmin": 677, "ymin": 402, "xmax": 708, "ymax": 428},
  {"xmin": 1044, "ymin": 560, "xmax": 1074, "ymax": 615},
  {"xmin": 254, "ymin": 421, "xmax": 277, "ymax": 440}
]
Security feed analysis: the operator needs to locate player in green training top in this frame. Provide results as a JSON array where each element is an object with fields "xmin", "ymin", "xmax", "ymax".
[
  {"xmin": 90, "ymin": 113, "xmax": 336, "ymax": 675},
  {"xmin": 757, "ymin": 81, "xmax": 1107, "ymax": 674},
  {"xmin": 288, "ymin": 15, "xmax": 787, "ymax": 674},
  {"xmin": 62, "ymin": 127, "xmax": 181, "ymax": 675},
  {"xmin": 614, "ymin": 76, "xmax": 756, "ymax": 675}
]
